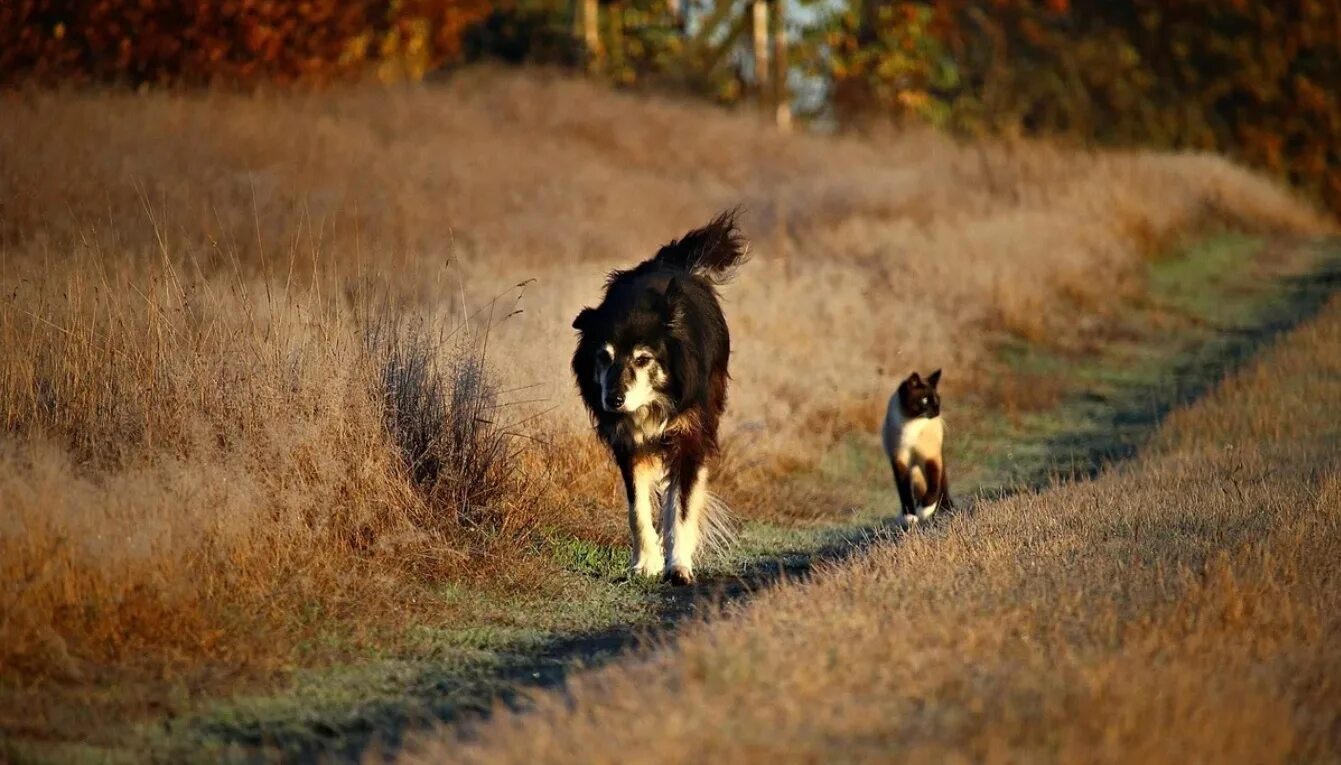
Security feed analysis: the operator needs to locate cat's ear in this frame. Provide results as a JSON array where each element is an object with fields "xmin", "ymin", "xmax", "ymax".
[{"xmin": 928, "ymin": 369, "xmax": 942, "ymax": 388}]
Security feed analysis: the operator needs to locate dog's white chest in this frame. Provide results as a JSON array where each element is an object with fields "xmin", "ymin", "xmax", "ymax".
[{"xmin": 630, "ymin": 407, "xmax": 668, "ymax": 445}]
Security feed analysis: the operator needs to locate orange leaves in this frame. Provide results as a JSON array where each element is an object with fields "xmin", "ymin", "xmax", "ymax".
[
  {"xmin": 819, "ymin": 2, "xmax": 961, "ymax": 126},
  {"xmin": 819, "ymin": 0, "xmax": 1341, "ymax": 217},
  {"xmin": 0, "ymin": 0, "xmax": 493, "ymax": 87},
  {"xmin": 1293, "ymin": 75, "xmax": 1331, "ymax": 114}
]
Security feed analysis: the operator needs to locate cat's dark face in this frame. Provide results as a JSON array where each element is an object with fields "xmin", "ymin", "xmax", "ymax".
[{"xmin": 897, "ymin": 369, "xmax": 942, "ymax": 419}]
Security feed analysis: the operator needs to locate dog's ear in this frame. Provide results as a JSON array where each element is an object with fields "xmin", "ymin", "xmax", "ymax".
[
  {"xmin": 928, "ymin": 369, "xmax": 942, "ymax": 388},
  {"xmin": 907, "ymin": 371, "xmax": 922, "ymax": 386},
  {"xmin": 661, "ymin": 278, "xmax": 686, "ymax": 329},
  {"xmin": 664, "ymin": 277, "xmax": 684, "ymax": 305},
  {"xmin": 572, "ymin": 307, "xmax": 597, "ymax": 332}
]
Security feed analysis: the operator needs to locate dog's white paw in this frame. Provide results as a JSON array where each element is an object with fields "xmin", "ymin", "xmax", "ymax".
[
  {"xmin": 897, "ymin": 514, "xmax": 920, "ymax": 530},
  {"xmin": 916, "ymin": 503, "xmax": 937, "ymax": 521},
  {"xmin": 628, "ymin": 556, "xmax": 664, "ymax": 578}
]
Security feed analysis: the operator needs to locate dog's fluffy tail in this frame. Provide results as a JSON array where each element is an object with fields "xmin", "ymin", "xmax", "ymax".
[
  {"xmin": 653, "ymin": 208, "xmax": 749, "ymax": 284},
  {"xmin": 697, "ymin": 492, "xmax": 737, "ymax": 561}
]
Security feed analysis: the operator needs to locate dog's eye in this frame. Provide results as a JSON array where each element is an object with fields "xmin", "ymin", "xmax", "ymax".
[
  {"xmin": 633, "ymin": 355, "xmax": 653, "ymax": 369},
  {"xmin": 921, "ymin": 397, "xmax": 928, "ymax": 405}
]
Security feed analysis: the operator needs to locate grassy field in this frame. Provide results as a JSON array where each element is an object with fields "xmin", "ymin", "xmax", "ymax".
[
  {"xmin": 0, "ymin": 68, "xmax": 1335, "ymax": 760},
  {"xmin": 408, "ymin": 266, "xmax": 1341, "ymax": 765}
]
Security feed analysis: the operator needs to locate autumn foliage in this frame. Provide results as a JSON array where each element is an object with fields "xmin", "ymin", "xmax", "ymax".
[
  {"xmin": 821, "ymin": 0, "xmax": 1341, "ymax": 216},
  {"xmin": 0, "ymin": 0, "xmax": 493, "ymax": 87}
]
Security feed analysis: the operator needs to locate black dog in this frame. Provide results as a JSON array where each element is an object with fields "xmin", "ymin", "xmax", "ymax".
[{"xmin": 571, "ymin": 211, "xmax": 746, "ymax": 585}]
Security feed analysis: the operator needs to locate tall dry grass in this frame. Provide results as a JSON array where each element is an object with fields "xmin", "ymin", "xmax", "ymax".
[
  {"xmin": 0, "ymin": 68, "xmax": 1331, "ymax": 699},
  {"xmin": 408, "ymin": 286, "xmax": 1341, "ymax": 765},
  {"xmin": 0, "ymin": 257, "xmax": 549, "ymax": 686}
]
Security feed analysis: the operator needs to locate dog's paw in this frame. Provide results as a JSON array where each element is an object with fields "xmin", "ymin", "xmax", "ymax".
[
  {"xmin": 916, "ymin": 503, "xmax": 937, "ymax": 521},
  {"xmin": 628, "ymin": 557, "xmax": 665, "ymax": 579},
  {"xmin": 665, "ymin": 566, "xmax": 695, "ymax": 587},
  {"xmin": 897, "ymin": 514, "xmax": 920, "ymax": 530}
]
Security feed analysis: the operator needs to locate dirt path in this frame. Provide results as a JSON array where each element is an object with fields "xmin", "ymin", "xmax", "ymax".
[{"xmin": 178, "ymin": 239, "xmax": 1341, "ymax": 764}]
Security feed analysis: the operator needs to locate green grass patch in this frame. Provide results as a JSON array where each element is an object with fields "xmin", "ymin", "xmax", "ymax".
[
  {"xmin": 1147, "ymin": 232, "xmax": 1263, "ymax": 320},
  {"xmin": 551, "ymin": 536, "xmax": 630, "ymax": 579}
]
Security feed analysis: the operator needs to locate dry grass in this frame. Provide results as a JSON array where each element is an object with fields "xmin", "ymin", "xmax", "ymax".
[
  {"xmin": 0, "ymin": 262, "xmax": 543, "ymax": 681},
  {"xmin": 407, "ymin": 291, "xmax": 1341, "ymax": 765},
  {"xmin": 0, "ymin": 66, "xmax": 1332, "ymax": 718}
]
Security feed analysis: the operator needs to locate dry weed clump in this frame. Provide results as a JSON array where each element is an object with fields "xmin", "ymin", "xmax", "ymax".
[
  {"xmin": 0, "ymin": 69, "xmax": 1332, "ymax": 693},
  {"xmin": 405, "ymin": 293, "xmax": 1341, "ymax": 765},
  {"xmin": 373, "ymin": 314, "xmax": 538, "ymax": 544}
]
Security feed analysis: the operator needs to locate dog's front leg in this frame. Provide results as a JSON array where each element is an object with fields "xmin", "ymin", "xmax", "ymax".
[
  {"xmin": 662, "ymin": 458, "xmax": 707, "ymax": 586},
  {"xmin": 621, "ymin": 454, "xmax": 665, "ymax": 578}
]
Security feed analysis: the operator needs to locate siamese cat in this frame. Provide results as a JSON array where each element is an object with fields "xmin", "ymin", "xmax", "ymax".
[{"xmin": 882, "ymin": 369, "xmax": 952, "ymax": 528}]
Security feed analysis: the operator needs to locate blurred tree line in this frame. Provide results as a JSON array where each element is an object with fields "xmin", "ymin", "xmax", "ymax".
[
  {"xmin": 2, "ymin": 0, "xmax": 1337, "ymax": 214},
  {"xmin": 811, "ymin": 0, "xmax": 1340, "ymax": 216},
  {"xmin": 0, "ymin": 0, "xmax": 495, "ymax": 86}
]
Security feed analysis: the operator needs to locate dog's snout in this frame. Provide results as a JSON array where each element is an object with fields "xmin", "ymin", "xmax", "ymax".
[{"xmin": 605, "ymin": 392, "xmax": 625, "ymax": 410}]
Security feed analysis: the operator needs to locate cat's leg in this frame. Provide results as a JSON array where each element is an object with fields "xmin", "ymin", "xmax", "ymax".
[
  {"xmin": 894, "ymin": 457, "xmax": 922, "ymax": 529},
  {"xmin": 892, "ymin": 456, "xmax": 916, "ymax": 516},
  {"xmin": 919, "ymin": 458, "xmax": 944, "ymax": 521}
]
